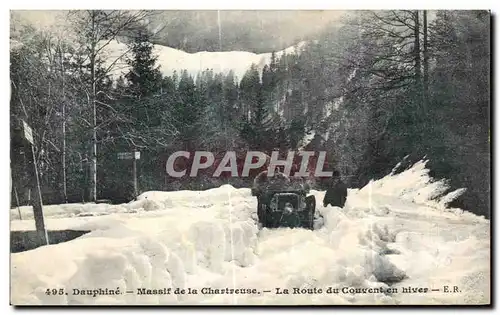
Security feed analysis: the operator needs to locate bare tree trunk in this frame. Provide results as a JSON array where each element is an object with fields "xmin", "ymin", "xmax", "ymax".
[
  {"xmin": 413, "ymin": 11, "xmax": 422, "ymax": 114},
  {"xmin": 91, "ymin": 77, "xmax": 97, "ymax": 202},
  {"xmin": 60, "ymin": 46, "xmax": 68, "ymax": 203},
  {"xmin": 414, "ymin": 10, "xmax": 421, "ymax": 89},
  {"xmin": 90, "ymin": 11, "xmax": 98, "ymax": 202},
  {"xmin": 62, "ymin": 97, "xmax": 67, "ymax": 202},
  {"xmin": 423, "ymin": 10, "xmax": 429, "ymax": 113},
  {"xmin": 90, "ymin": 67, "xmax": 97, "ymax": 202},
  {"xmin": 69, "ymin": 9, "xmax": 152, "ymax": 202}
]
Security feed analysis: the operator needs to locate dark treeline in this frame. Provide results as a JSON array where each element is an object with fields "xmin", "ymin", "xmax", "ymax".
[{"xmin": 10, "ymin": 10, "xmax": 490, "ymax": 217}]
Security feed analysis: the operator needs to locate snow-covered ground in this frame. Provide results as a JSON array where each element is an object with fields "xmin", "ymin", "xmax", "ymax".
[{"xmin": 10, "ymin": 160, "xmax": 490, "ymax": 305}]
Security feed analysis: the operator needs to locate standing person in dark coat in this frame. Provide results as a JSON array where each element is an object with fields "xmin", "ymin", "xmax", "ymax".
[{"xmin": 323, "ymin": 170, "xmax": 348, "ymax": 208}]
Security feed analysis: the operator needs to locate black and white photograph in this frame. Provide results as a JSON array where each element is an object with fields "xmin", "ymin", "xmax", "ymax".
[{"xmin": 9, "ymin": 8, "xmax": 491, "ymax": 306}]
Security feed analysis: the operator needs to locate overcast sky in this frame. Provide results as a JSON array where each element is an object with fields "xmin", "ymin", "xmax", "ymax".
[{"xmin": 11, "ymin": 10, "xmax": 346, "ymax": 52}]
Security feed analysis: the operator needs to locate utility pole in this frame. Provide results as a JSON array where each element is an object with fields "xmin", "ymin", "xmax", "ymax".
[
  {"xmin": 133, "ymin": 151, "xmax": 138, "ymax": 197},
  {"xmin": 117, "ymin": 150, "xmax": 141, "ymax": 199}
]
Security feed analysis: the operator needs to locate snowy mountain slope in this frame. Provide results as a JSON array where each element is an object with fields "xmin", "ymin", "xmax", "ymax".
[
  {"xmin": 9, "ymin": 37, "xmax": 305, "ymax": 83},
  {"xmin": 103, "ymin": 40, "xmax": 307, "ymax": 82},
  {"xmin": 10, "ymin": 161, "xmax": 490, "ymax": 305},
  {"xmin": 297, "ymin": 68, "xmax": 355, "ymax": 148}
]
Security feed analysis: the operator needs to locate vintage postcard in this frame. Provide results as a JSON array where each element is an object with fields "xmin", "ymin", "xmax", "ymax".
[{"xmin": 9, "ymin": 9, "xmax": 491, "ymax": 306}]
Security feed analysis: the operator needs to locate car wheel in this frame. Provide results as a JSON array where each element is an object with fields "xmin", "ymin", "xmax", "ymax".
[
  {"xmin": 306, "ymin": 196, "xmax": 316, "ymax": 214},
  {"xmin": 304, "ymin": 196, "xmax": 316, "ymax": 230},
  {"xmin": 309, "ymin": 210, "xmax": 315, "ymax": 230},
  {"xmin": 258, "ymin": 204, "xmax": 265, "ymax": 226}
]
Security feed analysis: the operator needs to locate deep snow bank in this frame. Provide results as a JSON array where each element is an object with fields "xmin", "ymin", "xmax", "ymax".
[
  {"xmin": 10, "ymin": 161, "xmax": 489, "ymax": 305},
  {"xmin": 355, "ymin": 159, "xmax": 467, "ymax": 211},
  {"xmin": 345, "ymin": 160, "xmax": 490, "ymax": 305},
  {"xmin": 11, "ymin": 185, "xmax": 260, "ymax": 305}
]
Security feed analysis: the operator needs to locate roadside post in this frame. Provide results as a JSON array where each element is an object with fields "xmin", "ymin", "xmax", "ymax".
[
  {"xmin": 21, "ymin": 120, "xmax": 49, "ymax": 246},
  {"xmin": 117, "ymin": 151, "xmax": 141, "ymax": 198}
]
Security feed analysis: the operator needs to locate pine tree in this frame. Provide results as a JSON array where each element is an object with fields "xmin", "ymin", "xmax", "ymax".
[
  {"xmin": 125, "ymin": 30, "xmax": 162, "ymax": 97},
  {"xmin": 175, "ymin": 70, "xmax": 201, "ymax": 149},
  {"xmin": 223, "ymin": 70, "xmax": 239, "ymax": 122},
  {"xmin": 238, "ymin": 63, "xmax": 287, "ymax": 152},
  {"xmin": 288, "ymin": 118, "xmax": 306, "ymax": 149}
]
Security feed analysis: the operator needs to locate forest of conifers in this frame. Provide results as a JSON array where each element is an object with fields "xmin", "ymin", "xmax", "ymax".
[{"xmin": 10, "ymin": 10, "xmax": 490, "ymax": 217}]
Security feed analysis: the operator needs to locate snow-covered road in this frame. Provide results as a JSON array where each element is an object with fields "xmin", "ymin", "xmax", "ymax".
[{"xmin": 10, "ymin": 161, "xmax": 490, "ymax": 305}]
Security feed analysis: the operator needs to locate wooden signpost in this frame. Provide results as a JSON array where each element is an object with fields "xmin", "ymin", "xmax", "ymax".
[
  {"xmin": 117, "ymin": 151, "xmax": 141, "ymax": 198},
  {"xmin": 22, "ymin": 120, "xmax": 49, "ymax": 246}
]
